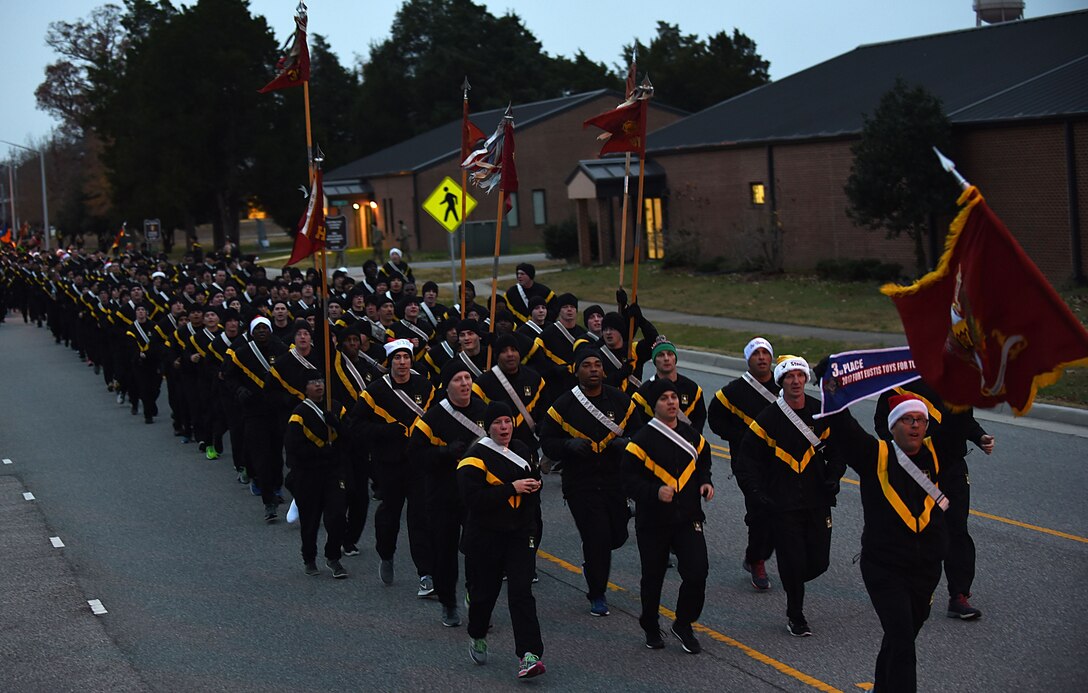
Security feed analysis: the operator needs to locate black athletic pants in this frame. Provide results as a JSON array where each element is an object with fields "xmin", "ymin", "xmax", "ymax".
[
  {"xmin": 861, "ymin": 556, "xmax": 941, "ymax": 693},
  {"xmin": 289, "ymin": 468, "xmax": 347, "ymax": 564},
  {"xmin": 565, "ymin": 490, "xmax": 629, "ymax": 602},
  {"xmin": 743, "ymin": 492, "xmax": 775, "ymax": 564},
  {"xmin": 465, "ymin": 526, "xmax": 543, "ymax": 657},
  {"xmin": 373, "ymin": 456, "xmax": 432, "ymax": 575},
  {"xmin": 636, "ymin": 520, "xmax": 709, "ymax": 634},
  {"xmin": 941, "ymin": 471, "xmax": 975, "ymax": 598},
  {"xmin": 771, "ymin": 507, "xmax": 832, "ymax": 622}
]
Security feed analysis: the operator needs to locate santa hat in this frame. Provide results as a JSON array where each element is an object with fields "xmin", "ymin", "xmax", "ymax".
[
  {"xmin": 887, "ymin": 394, "xmax": 929, "ymax": 432},
  {"xmin": 773, "ymin": 355, "xmax": 810, "ymax": 385},
  {"xmin": 384, "ymin": 338, "xmax": 414, "ymax": 360}
]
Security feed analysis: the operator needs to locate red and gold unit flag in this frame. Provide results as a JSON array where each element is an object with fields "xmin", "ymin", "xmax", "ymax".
[
  {"xmin": 258, "ymin": 13, "xmax": 310, "ymax": 93},
  {"xmin": 287, "ymin": 168, "xmax": 325, "ymax": 266},
  {"xmin": 583, "ymin": 99, "xmax": 646, "ymax": 157},
  {"xmin": 882, "ymin": 186, "xmax": 1088, "ymax": 414}
]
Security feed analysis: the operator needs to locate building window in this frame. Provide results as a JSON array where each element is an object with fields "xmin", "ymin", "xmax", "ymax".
[
  {"xmin": 644, "ymin": 197, "xmax": 664, "ymax": 260},
  {"xmin": 750, "ymin": 182, "xmax": 766, "ymax": 206},
  {"xmin": 506, "ymin": 192, "xmax": 519, "ymax": 227},
  {"xmin": 532, "ymin": 189, "xmax": 547, "ymax": 226}
]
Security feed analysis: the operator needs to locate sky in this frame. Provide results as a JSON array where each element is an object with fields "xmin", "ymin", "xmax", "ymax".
[{"xmin": 2, "ymin": 0, "xmax": 1086, "ymax": 148}]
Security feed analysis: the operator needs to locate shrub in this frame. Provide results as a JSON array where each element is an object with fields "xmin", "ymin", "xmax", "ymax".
[
  {"xmin": 815, "ymin": 258, "xmax": 903, "ymax": 282},
  {"xmin": 542, "ymin": 218, "xmax": 597, "ymax": 261}
]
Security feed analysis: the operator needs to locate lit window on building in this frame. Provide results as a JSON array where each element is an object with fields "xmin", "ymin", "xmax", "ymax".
[{"xmin": 750, "ymin": 182, "xmax": 766, "ymax": 205}]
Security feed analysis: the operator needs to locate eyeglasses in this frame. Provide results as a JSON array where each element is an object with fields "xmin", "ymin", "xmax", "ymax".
[{"xmin": 898, "ymin": 415, "xmax": 928, "ymax": 427}]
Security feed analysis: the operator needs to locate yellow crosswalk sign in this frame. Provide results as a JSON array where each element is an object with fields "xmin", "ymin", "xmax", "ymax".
[{"xmin": 423, "ymin": 176, "xmax": 477, "ymax": 233}]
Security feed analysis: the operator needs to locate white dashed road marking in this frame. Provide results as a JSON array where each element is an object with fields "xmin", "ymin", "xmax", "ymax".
[
  {"xmin": 23, "ymin": 492, "xmax": 35, "ymax": 501},
  {"xmin": 88, "ymin": 599, "xmax": 108, "ymax": 615},
  {"xmin": 50, "ymin": 536, "xmax": 65, "ymax": 548}
]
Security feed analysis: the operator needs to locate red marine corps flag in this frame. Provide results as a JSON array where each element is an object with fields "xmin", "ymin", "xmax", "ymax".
[
  {"xmin": 286, "ymin": 167, "xmax": 325, "ymax": 266},
  {"xmin": 258, "ymin": 8, "xmax": 310, "ymax": 93},
  {"xmin": 882, "ymin": 184, "xmax": 1088, "ymax": 414},
  {"xmin": 583, "ymin": 54, "xmax": 649, "ymax": 157}
]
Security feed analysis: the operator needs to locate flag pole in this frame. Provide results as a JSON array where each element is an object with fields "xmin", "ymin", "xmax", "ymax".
[
  {"xmin": 310, "ymin": 147, "xmax": 332, "ymax": 429},
  {"xmin": 628, "ymin": 78, "xmax": 653, "ymax": 347},
  {"xmin": 486, "ymin": 190, "xmax": 505, "ymax": 369},
  {"xmin": 459, "ymin": 77, "xmax": 471, "ymax": 318},
  {"xmin": 617, "ymin": 50, "xmax": 636, "ymax": 292},
  {"xmin": 617, "ymin": 152, "xmax": 632, "ymax": 289}
]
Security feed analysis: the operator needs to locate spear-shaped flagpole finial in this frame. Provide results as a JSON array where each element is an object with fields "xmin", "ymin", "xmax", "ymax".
[
  {"xmin": 638, "ymin": 75, "xmax": 654, "ymax": 99},
  {"xmin": 313, "ymin": 143, "xmax": 325, "ymax": 166},
  {"xmin": 933, "ymin": 146, "xmax": 969, "ymax": 190},
  {"xmin": 462, "ymin": 76, "xmax": 471, "ymax": 96},
  {"xmin": 296, "ymin": 1, "xmax": 307, "ymax": 18}
]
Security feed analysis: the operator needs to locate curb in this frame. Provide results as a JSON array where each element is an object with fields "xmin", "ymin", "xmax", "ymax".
[{"xmin": 675, "ymin": 347, "xmax": 1088, "ymax": 430}]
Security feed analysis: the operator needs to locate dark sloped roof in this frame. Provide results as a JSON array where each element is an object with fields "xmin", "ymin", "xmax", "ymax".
[
  {"xmin": 564, "ymin": 158, "xmax": 666, "ymax": 185},
  {"xmin": 648, "ymin": 10, "xmax": 1088, "ymax": 153},
  {"xmin": 326, "ymin": 89, "xmax": 636, "ymax": 182}
]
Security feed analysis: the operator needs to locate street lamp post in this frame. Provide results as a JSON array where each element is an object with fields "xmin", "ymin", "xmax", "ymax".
[{"xmin": 1, "ymin": 139, "xmax": 50, "ymax": 251}]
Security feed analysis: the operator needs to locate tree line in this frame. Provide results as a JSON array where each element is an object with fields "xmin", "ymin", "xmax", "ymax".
[{"xmin": 34, "ymin": 0, "xmax": 770, "ymax": 250}]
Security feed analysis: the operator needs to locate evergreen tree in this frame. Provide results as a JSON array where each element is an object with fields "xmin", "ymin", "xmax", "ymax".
[{"xmin": 844, "ymin": 78, "xmax": 961, "ymax": 275}]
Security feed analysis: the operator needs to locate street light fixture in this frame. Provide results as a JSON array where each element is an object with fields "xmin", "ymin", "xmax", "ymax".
[{"xmin": 0, "ymin": 139, "xmax": 50, "ymax": 251}]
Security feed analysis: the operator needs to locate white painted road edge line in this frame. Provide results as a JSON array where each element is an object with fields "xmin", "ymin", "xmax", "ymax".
[
  {"xmin": 2, "ymin": 458, "xmax": 12, "ymax": 465},
  {"xmin": 23, "ymin": 492, "xmax": 35, "ymax": 501},
  {"xmin": 50, "ymin": 536, "xmax": 65, "ymax": 548},
  {"xmin": 88, "ymin": 599, "xmax": 108, "ymax": 615}
]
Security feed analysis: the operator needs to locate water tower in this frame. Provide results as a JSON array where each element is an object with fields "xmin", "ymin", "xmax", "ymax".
[{"xmin": 974, "ymin": 0, "xmax": 1026, "ymax": 26}]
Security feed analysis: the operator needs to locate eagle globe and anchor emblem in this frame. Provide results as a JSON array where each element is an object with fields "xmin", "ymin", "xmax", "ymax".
[{"xmin": 947, "ymin": 265, "xmax": 1026, "ymax": 398}]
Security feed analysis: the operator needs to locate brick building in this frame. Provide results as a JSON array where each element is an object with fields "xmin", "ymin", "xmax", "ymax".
[
  {"xmin": 323, "ymin": 90, "xmax": 685, "ymax": 258},
  {"xmin": 635, "ymin": 10, "xmax": 1088, "ymax": 284}
]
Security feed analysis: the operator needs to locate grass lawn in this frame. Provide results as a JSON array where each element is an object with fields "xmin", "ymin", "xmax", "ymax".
[
  {"xmin": 548, "ymin": 263, "xmax": 905, "ymax": 333},
  {"xmin": 656, "ymin": 321, "xmax": 880, "ymax": 363}
]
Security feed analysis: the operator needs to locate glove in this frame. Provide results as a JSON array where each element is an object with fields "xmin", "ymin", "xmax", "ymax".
[
  {"xmin": 563, "ymin": 438, "xmax": 592, "ymax": 459},
  {"xmin": 616, "ymin": 288, "xmax": 629, "ymax": 310},
  {"xmin": 608, "ymin": 436, "xmax": 631, "ymax": 452},
  {"xmin": 626, "ymin": 303, "xmax": 643, "ymax": 324},
  {"xmin": 446, "ymin": 440, "xmax": 468, "ymax": 460},
  {"xmin": 326, "ymin": 410, "xmax": 342, "ymax": 431},
  {"xmin": 813, "ymin": 355, "xmax": 831, "ymax": 382}
]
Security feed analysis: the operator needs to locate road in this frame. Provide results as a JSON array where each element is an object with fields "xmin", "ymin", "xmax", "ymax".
[{"xmin": 1, "ymin": 318, "xmax": 1086, "ymax": 692}]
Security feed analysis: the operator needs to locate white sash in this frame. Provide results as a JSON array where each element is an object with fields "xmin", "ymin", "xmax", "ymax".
[
  {"xmin": 248, "ymin": 340, "xmax": 272, "ymax": 373},
  {"xmin": 458, "ymin": 351, "xmax": 483, "ymax": 377},
  {"xmin": 219, "ymin": 332, "xmax": 233, "ymax": 349},
  {"xmin": 341, "ymin": 354, "xmax": 366, "ymax": 392},
  {"xmin": 892, "ymin": 442, "xmax": 951, "ymax": 511},
  {"xmin": 516, "ymin": 284, "xmax": 529, "ymax": 312},
  {"xmin": 290, "ymin": 348, "xmax": 317, "ymax": 370},
  {"xmin": 203, "ymin": 327, "xmax": 217, "ymax": 342},
  {"xmin": 744, "ymin": 371, "xmax": 778, "ymax": 403},
  {"xmin": 420, "ymin": 302, "xmax": 439, "ymax": 327},
  {"xmin": 383, "ymin": 375, "xmax": 425, "ymax": 417},
  {"xmin": 301, "ymin": 398, "xmax": 326, "ymax": 423},
  {"xmin": 400, "ymin": 319, "xmax": 430, "ymax": 342},
  {"xmin": 648, "ymin": 418, "xmax": 699, "ymax": 463},
  {"xmin": 572, "ymin": 386, "xmax": 624, "ymax": 436},
  {"xmin": 775, "ymin": 396, "xmax": 824, "ymax": 449},
  {"xmin": 479, "ymin": 436, "xmax": 531, "ymax": 472},
  {"xmin": 440, "ymin": 399, "xmax": 486, "ymax": 437},
  {"xmin": 133, "ymin": 321, "xmax": 151, "ymax": 345},
  {"xmin": 554, "ymin": 321, "xmax": 578, "ymax": 346},
  {"xmin": 490, "ymin": 365, "xmax": 535, "ymax": 430},
  {"xmin": 522, "ymin": 320, "xmax": 543, "ymax": 335},
  {"xmin": 599, "ymin": 344, "xmax": 642, "ymax": 388},
  {"xmin": 359, "ymin": 349, "xmax": 388, "ymax": 374},
  {"xmin": 441, "ymin": 341, "xmax": 456, "ymax": 358}
]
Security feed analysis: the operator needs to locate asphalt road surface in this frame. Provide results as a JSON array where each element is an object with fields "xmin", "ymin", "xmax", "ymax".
[{"xmin": 2, "ymin": 318, "xmax": 1086, "ymax": 692}]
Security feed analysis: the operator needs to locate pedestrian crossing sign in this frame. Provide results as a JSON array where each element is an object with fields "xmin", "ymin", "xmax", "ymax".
[{"xmin": 423, "ymin": 177, "xmax": 477, "ymax": 233}]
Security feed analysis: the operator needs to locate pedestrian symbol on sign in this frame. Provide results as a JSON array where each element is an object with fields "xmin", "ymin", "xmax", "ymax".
[{"xmin": 423, "ymin": 177, "xmax": 477, "ymax": 233}]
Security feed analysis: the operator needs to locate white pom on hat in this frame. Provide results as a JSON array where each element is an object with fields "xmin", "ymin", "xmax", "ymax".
[
  {"xmin": 773, "ymin": 355, "xmax": 811, "ymax": 385},
  {"xmin": 744, "ymin": 337, "xmax": 774, "ymax": 362}
]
